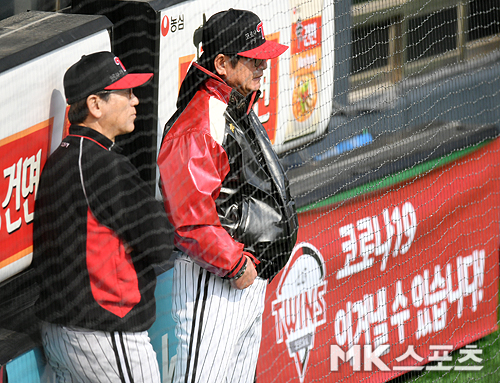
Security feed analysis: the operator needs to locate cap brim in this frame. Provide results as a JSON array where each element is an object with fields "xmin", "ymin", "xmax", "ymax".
[
  {"xmin": 105, "ymin": 73, "xmax": 153, "ymax": 90},
  {"xmin": 238, "ymin": 40, "xmax": 288, "ymax": 60}
]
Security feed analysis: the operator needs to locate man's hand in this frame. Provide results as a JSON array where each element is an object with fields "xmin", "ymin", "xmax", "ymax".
[{"xmin": 231, "ymin": 256, "xmax": 257, "ymax": 290}]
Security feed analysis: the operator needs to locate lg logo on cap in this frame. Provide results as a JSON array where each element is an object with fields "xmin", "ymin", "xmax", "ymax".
[
  {"xmin": 256, "ymin": 22, "xmax": 264, "ymax": 39},
  {"xmin": 246, "ymin": 22, "xmax": 265, "ymax": 41},
  {"xmin": 114, "ymin": 57, "xmax": 126, "ymax": 71}
]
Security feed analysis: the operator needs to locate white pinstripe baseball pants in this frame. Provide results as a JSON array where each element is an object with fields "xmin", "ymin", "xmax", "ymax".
[
  {"xmin": 41, "ymin": 322, "xmax": 160, "ymax": 383},
  {"xmin": 172, "ymin": 255, "xmax": 267, "ymax": 383}
]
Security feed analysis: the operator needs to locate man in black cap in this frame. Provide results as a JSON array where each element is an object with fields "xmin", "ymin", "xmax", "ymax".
[
  {"xmin": 33, "ymin": 51, "xmax": 174, "ymax": 383},
  {"xmin": 158, "ymin": 9, "xmax": 298, "ymax": 383}
]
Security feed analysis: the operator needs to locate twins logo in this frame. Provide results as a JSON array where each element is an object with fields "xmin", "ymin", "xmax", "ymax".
[{"xmin": 271, "ymin": 242, "xmax": 327, "ymax": 382}]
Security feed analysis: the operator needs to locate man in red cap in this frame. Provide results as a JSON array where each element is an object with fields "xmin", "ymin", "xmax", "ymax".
[
  {"xmin": 33, "ymin": 51, "xmax": 174, "ymax": 383},
  {"xmin": 158, "ymin": 9, "xmax": 298, "ymax": 383}
]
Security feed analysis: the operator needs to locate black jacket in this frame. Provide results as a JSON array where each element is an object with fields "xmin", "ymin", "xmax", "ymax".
[
  {"xmin": 218, "ymin": 89, "xmax": 299, "ymax": 280},
  {"xmin": 33, "ymin": 125, "xmax": 174, "ymax": 332}
]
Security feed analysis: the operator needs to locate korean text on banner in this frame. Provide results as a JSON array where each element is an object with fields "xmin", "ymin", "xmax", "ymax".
[{"xmin": 258, "ymin": 138, "xmax": 500, "ymax": 383}]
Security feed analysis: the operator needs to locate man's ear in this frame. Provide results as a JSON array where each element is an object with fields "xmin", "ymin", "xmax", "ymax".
[
  {"xmin": 86, "ymin": 95, "xmax": 103, "ymax": 119},
  {"xmin": 214, "ymin": 54, "xmax": 227, "ymax": 77}
]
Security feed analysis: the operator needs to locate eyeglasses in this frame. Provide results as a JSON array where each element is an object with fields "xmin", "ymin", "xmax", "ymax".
[
  {"xmin": 252, "ymin": 58, "xmax": 265, "ymax": 68},
  {"xmin": 235, "ymin": 56, "xmax": 266, "ymax": 68},
  {"xmin": 96, "ymin": 88, "xmax": 134, "ymax": 99}
]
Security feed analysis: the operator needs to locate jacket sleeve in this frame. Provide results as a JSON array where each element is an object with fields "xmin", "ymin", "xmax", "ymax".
[{"xmin": 158, "ymin": 129, "xmax": 246, "ymax": 278}]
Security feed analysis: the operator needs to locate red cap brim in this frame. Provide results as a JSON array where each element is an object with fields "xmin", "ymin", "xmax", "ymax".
[
  {"xmin": 105, "ymin": 73, "xmax": 153, "ymax": 90},
  {"xmin": 238, "ymin": 40, "xmax": 288, "ymax": 60}
]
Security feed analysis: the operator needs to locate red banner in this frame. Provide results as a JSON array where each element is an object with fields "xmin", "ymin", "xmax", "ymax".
[
  {"xmin": 258, "ymin": 138, "xmax": 500, "ymax": 382},
  {"xmin": 0, "ymin": 121, "xmax": 52, "ymax": 282}
]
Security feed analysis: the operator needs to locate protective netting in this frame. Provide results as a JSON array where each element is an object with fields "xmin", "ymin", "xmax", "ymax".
[{"xmin": 0, "ymin": 1, "xmax": 499, "ymax": 382}]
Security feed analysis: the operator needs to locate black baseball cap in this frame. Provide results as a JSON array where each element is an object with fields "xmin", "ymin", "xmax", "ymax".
[
  {"xmin": 202, "ymin": 9, "xmax": 288, "ymax": 60},
  {"xmin": 63, "ymin": 51, "xmax": 153, "ymax": 104}
]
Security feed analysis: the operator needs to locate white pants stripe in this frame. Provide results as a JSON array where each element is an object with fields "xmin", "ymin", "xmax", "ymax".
[
  {"xmin": 172, "ymin": 255, "xmax": 267, "ymax": 383},
  {"xmin": 41, "ymin": 322, "xmax": 160, "ymax": 383}
]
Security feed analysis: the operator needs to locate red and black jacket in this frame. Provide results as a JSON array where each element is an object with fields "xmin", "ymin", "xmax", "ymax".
[
  {"xmin": 33, "ymin": 125, "xmax": 174, "ymax": 332},
  {"xmin": 158, "ymin": 64, "xmax": 298, "ymax": 281}
]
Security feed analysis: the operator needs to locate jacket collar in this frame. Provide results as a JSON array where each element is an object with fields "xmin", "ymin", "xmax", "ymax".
[
  {"xmin": 226, "ymin": 87, "xmax": 260, "ymax": 116},
  {"xmin": 68, "ymin": 125, "xmax": 118, "ymax": 151},
  {"xmin": 183, "ymin": 62, "xmax": 260, "ymax": 115}
]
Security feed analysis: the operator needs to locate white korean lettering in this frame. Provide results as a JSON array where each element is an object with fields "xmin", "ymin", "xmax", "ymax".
[
  {"xmin": 371, "ymin": 288, "xmax": 389, "ymax": 348},
  {"xmin": 3, "ymin": 158, "xmax": 22, "ymax": 233},
  {"xmin": 334, "ymin": 288, "xmax": 389, "ymax": 350},
  {"xmin": 337, "ymin": 224, "xmax": 359, "ymax": 279},
  {"xmin": 427, "ymin": 345, "xmax": 453, "ymax": 371},
  {"xmin": 455, "ymin": 345, "xmax": 483, "ymax": 371},
  {"xmin": 21, "ymin": 149, "xmax": 41, "ymax": 223},
  {"xmin": 337, "ymin": 202, "xmax": 418, "ymax": 279},
  {"xmin": 303, "ymin": 22, "xmax": 317, "ymax": 47},
  {"xmin": 393, "ymin": 345, "xmax": 425, "ymax": 371},
  {"xmin": 2, "ymin": 149, "xmax": 42, "ymax": 233},
  {"xmin": 391, "ymin": 206, "xmax": 403, "ymax": 257},
  {"xmin": 400, "ymin": 201, "xmax": 417, "ymax": 254},
  {"xmin": 352, "ymin": 297, "xmax": 371, "ymax": 345},
  {"xmin": 416, "ymin": 307, "xmax": 433, "ymax": 340},
  {"xmin": 373, "ymin": 209, "xmax": 393, "ymax": 271},
  {"xmin": 446, "ymin": 259, "xmax": 464, "ymax": 317},
  {"xmin": 357, "ymin": 217, "xmax": 375, "ymax": 266},
  {"xmin": 390, "ymin": 280, "xmax": 410, "ymax": 344}
]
